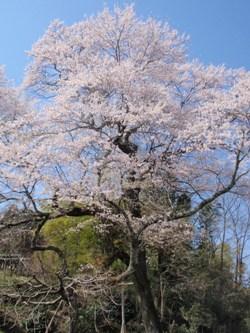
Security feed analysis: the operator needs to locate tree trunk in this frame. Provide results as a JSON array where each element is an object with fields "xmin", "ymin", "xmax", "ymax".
[
  {"xmin": 132, "ymin": 241, "xmax": 163, "ymax": 333},
  {"xmin": 123, "ymin": 164, "xmax": 162, "ymax": 332},
  {"xmin": 68, "ymin": 292, "xmax": 79, "ymax": 333},
  {"xmin": 69, "ymin": 308, "xmax": 79, "ymax": 333},
  {"xmin": 120, "ymin": 286, "xmax": 126, "ymax": 333}
]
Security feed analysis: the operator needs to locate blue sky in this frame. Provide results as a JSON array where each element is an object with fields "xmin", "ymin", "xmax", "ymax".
[{"xmin": 0, "ymin": 0, "xmax": 249, "ymax": 84}]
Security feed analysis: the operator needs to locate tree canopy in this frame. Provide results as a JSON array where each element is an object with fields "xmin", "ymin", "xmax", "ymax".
[{"xmin": 0, "ymin": 5, "xmax": 249, "ymax": 333}]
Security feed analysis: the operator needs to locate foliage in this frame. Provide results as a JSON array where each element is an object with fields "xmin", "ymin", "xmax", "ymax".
[{"xmin": 41, "ymin": 215, "xmax": 103, "ymax": 273}]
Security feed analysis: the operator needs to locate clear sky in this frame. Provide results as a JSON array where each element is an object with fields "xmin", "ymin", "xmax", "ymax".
[{"xmin": 0, "ymin": 0, "xmax": 249, "ymax": 84}]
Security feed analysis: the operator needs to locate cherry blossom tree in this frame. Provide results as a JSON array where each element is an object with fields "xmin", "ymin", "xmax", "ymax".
[
  {"xmin": 0, "ymin": 67, "xmax": 33, "ymax": 205},
  {"xmin": 0, "ymin": 6, "xmax": 249, "ymax": 333}
]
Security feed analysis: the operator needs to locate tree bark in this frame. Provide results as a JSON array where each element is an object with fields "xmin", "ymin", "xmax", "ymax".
[
  {"xmin": 68, "ymin": 291, "xmax": 79, "ymax": 333},
  {"xmin": 121, "ymin": 149, "xmax": 162, "ymax": 332},
  {"xmin": 132, "ymin": 240, "xmax": 163, "ymax": 333},
  {"xmin": 69, "ymin": 308, "xmax": 79, "ymax": 333},
  {"xmin": 120, "ymin": 286, "xmax": 126, "ymax": 333}
]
